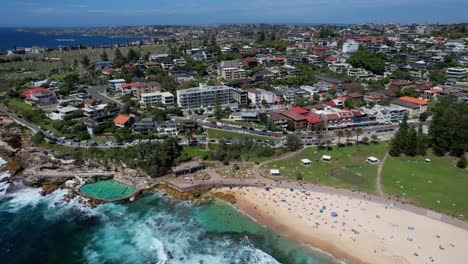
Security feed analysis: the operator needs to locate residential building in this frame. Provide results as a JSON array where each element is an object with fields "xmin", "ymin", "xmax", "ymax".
[
  {"xmin": 132, "ymin": 117, "xmax": 158, "ymax": 133},
  {"xmin": 256, "ymin": 89, "xmax": 276, "ymax": 105},
  {"xmin": 391, "ymin": 96, "xmax": 428, "ymax": 117},
  {"xmin": 113, "ymin": 114, "xmax": 134, "ymax": 128},
  {"xmin": 220, "ymin": 67, "xmax": 246, "ymax": 81},
  {"xmin": 82, "ymin": 104, "xmax": 108, "ymax": 118},
  {"xmin": 231, "ymin": 88, "xmax": 248, "ymax": 106},
  {"xmin": 95, "ymin": 61, "xmax": 113, "ymax": 71},
  {"xmin": 446, "ymin": 68, "xmax": 467, "ymax": 80},
  {"xmin": 176, "ymin": 84, "xmax": 233, "ymax": 109},
  {"xmin": 49, "ymin": 106, "xmax": 80, "ymax": 120},
  {"xmin": 173, "ymin": 58, "xmax": 187, "ymax": 67},
  {"xmin": 121, "ymin": 83, "xmax": 138, "ymax": 95},
  {"xmin": 135, "ymin": 82, "xmax": 161, "ymax": 100},
  {"xmin": 27, "ymin": 90, "xmax": 57, "ymax": 107},
  {"xmin": 243, "ymin": 57, "xmax": 258, "ymax": 69},
  {"xmin": 108, "ymin": 79, "xmax": 126, "ymax": 90},
  {"xmin": 157, "ymin": 120, "xmax": 178, "ymax": 136},
  {"xmin": 140, "ymin": 92, "xmax": 174, "ymax": 107},
  {"xmin": 342, "ymin": 40, "xmax": 359, "ymax": 54},
  {"xmin": 277, "ymin": 110, "xmax": 308, "ymax": 130}
]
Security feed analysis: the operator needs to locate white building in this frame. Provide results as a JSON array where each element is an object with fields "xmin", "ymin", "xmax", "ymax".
[
  {"xmin": 446, "ymin": 68, "xmax": 467, "ymax": 80},
  {"xmin": 140, "ymin": 92, "xmax": 174, "ymax": 107},
  {"xmin": 49, "ymin": 106, "xmax": 80, "ymax": 120},
  {"xmin": 342, "ymin": 40, "xmax": 359, "ymax": 54},
  {"xmin": 31, "ymin": 79, "xmax": 48, "ymax": 88},
  {"xmin": 176, "ymin": 84, "xmax": 233, "ymax": 109},
  {"xmin": 108, "ymin": 79, "xmax": 126, "ymax": 90}
]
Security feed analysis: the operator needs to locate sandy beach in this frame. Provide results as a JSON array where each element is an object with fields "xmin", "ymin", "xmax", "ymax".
[{"xmin": 215, "ymin": 187, "xmax": 468, "ymax": 264}]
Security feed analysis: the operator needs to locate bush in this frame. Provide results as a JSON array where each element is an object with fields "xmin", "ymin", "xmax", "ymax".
[{"xmin": 457, "ymin": 156, "xmax": 466, "ymax": 169}]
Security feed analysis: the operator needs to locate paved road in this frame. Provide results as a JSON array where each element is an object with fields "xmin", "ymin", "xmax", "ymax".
[
  {"xmin": 0, "ymin": 107, "xmax": 43, "ymax": 133},
  {"xmin": 87, "ymin": 86, "xmax": 123, "ymax": 107}
]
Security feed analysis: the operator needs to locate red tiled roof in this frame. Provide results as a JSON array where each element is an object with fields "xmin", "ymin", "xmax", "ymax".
[
  {"xmin": 279, "ymin": 111, "xmax": 307, "ymax": 121},
  {"xmin": 325, "ymin": 56, "xmax": 337, "ymax": 62},
  {"xmin": 21, "ymin": 88, "xmax": 48, "ymax": 97},
  {"xmin": 353, "ymin": 111, "xmax": 362, "ymax": 117},
  {"xmin": 323, "ymin": 101, "xmax": 337, "ymax": 107},
  {"xmin": 365, "ymin": 95, "xmax": 381, "ymax": 100},
  {"xmin": 399, "ymin": 96, "xmax": 428, "ymax": 106},
  {"xmin": 305, "ymin": 114, "xmax": 321, "ymax": 123},
  {"xmin": 102, "ymin": 67, "xmax": 116, "ymax": 72},
  {"xmin": 114, "ymin": 114, "xmax": 131, "ymax": 125},
  {"xmin": 290, "ymin": 107, "xmax": 309, "ymax": 115},
  {"xmin": 122, "ymin": 82, "xmax": 137, "ymax": 89},
  {"xmin": 347, "ymin": 92, "xmax": 363, "ymax": 99},
  {"xmin": 243, "ymin": 57, "xmax": 257, "ymax": 62}
]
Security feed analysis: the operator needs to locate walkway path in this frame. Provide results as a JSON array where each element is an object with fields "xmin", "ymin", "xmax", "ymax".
[{"xmin": 376, "ymin": 152, "xmax": 389, "ymax": 196}]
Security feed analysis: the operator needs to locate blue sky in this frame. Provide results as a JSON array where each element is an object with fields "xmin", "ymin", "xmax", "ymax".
[{"xmin": 2, "ymin": 0, "xmax": 467, "ymax": 27}]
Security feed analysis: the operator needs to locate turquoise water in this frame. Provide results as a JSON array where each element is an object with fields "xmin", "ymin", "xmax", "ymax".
[
  {"xmin": 79, "ymin": 180, "xmax": 138, "ymax": 200},
  {"xmin": 0, "ymin": 158, "xmax": 338, "ymax": 264}
]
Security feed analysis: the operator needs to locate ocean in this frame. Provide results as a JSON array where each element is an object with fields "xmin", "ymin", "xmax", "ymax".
[
  {"xmin": 0, "ymin": 158, "xmax": 338, "ymax": 264},
  {"xmin": 0, "ymin": 28, "xmax": 148, "ymax": 52}
]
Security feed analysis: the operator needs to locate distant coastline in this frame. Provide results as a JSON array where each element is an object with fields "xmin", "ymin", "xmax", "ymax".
[{"xmin": 0, "ymin": 28, "xmax": 149, "ymax": 52}]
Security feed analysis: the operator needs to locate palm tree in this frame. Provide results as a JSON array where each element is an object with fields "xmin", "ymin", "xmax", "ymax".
[
  {"xmin": 371, "ymin": 134, "xmax": 378, "ymax": 144},
  {"xmin": 336, "ymin": 130, "xmax": 344, "ymax": 146},
  {"xmin": 316, "ymin": 132, "xmax": 324, "ymax": 146},
  {"xmin": 355, "ymin": 127, "xmax": 363, "ymax": 144},
  {"xmin": 344, "ymin": 129, "xmax": 352, "ymax": 146}
]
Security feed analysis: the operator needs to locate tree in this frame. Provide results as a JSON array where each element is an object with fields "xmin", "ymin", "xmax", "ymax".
[
  {"xmin": 404, "ymin": 127, "xmax": 418, "ymax": 156},
  {"xmin": 31, "ymin": 131, "xmax": 45, "ymax": 145},
  {"xmin": 362, "ymin": 136, "xmax": 370, "ymax": 145},
  {"xmin": 456, "ymin": 156, "xmax": 466, "ymax": 169},
  {"xmin": 214, "ymin": 96, "xmax": 222, "ymax": 120},
  {"xmin": 389, "ymin": 114, "xmax": 410, "ymax": 156},
  {"xmin": 417, "ymin": 124, "xmax": 427, "ymax": 156},
  {"xmin": 81, "ymin": 55, "xmax": 90, "ymax": 67},
  {"xmin": 101, "ymin": 51, "xmax": 109, "ymax": 61},
  {"xmin": 113, "ymin": 48, "xmax": 125, "ymax": 67},
  {"xmin": 349, "ymin": 47, "xmax": 385, "ymax": 75},
  {"xmin": 344, "ymin": 130, "xmax": 352, "ymax": 146},
  {"xmin": 326, "ymin": 139, "xmax": 332, "ymax": 150},
  {"xmin": 316, "ymin": 132, "xmax": 324, "ymax": 146},
  {"xmin": 355, "ymin": 127, "xmax": 363, "ymax": 144},
  {"xmin": 286, "ymin": 134, "xmax": 302, "ymax": 151},
  {"xmin": 127, "ymin": 48, "xmax": 140, "ymax": 63},
  {"xmin": 336, "ymin": 130, "xmax": 344, "ymax": 146}
]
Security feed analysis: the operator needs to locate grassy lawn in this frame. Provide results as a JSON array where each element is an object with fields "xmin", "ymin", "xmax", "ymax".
[
  {"xmin": 181, "ymin": 146, "xmax": 208, "ymax": 158},
  {"xmin": 207, "ymin": 128, "xmax": 280, "ymax": 141},
  {"xmin": 381, "ymin": 153, "xmax": 468, "ymax": 219},
  {"xmin": 263, "ymin": 143, "xmax": 389, "ymax": 194},
  {"xmin": 5, "ymin": 98, "xmax": 34, "ymax": 112}
]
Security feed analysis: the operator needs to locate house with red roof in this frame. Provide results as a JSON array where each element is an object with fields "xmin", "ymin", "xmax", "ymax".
[
  {"xmin": 121, "ymin": 82, "xmax": 138, "ymax": 95},
  {"xmin": 325, "ymin": 56, "xmax": 337, "ymax": 63},
  {"xmin": 289, "ymin": 107, "xmax": 309, "ymax": 116},
  {"xmin": 273, "ymin": 110, "xmax": 308, "ymax": 130},
  {"xmin": 391, "ymin": 96, "xmax": 428, "ymax": 117},
  {"xmin": 305, "ymin": 114, "xmax": 322, "ymax": 130},
  {"xmin": 113, "ymin": 114, "xmax": 135, "ymax": 128},
  {"xmin": 21, "ymin": 87, "xmax": 48, "ymax": 98},
  {"xmin": 242, "ymin": 57, "xmax": 258, "ymax": 69}
]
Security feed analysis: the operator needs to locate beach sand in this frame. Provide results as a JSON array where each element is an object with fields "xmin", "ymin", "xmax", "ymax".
[{"xmin": 215, "ymin": 187, "xmax": 468, "ymax": 264}]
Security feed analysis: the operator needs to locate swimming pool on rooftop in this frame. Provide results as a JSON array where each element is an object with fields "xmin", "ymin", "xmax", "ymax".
[{"xmin": 79, "ymin": 180, "xmax": 138, "ymax": 201}]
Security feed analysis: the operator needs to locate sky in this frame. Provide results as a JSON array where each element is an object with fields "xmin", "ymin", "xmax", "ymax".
[{"xmin": 2, "ymin": 0, "xmax": 467, "ymax": 27}]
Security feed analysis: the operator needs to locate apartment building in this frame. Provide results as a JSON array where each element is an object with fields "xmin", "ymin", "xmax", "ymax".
[
  {"xmin": 220, "ymin": 67, "xmax": 246, "ymax": 81},
  {"xmin": 135, "ymin": 82, "xmax": 161, "ymax": 100},
  {"xmin": 140, "ymin": 92, "xmax": 174, "ymax": 107},
  {"xmin": 176, "ymin": 84, "xmax": 233, "ymax": 109},
  {"xmin": 446, "ymin": 68, "xmax": 467, "ymax": 80},
  {"xmin": 342, "ymin": 40, "xmax": 359, "ymax": 54}
]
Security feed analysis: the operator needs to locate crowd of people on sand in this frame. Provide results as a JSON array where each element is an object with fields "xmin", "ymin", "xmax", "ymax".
[{"xmin": 225, "ymin": 186, "xmax": 464, "ymax": 263}]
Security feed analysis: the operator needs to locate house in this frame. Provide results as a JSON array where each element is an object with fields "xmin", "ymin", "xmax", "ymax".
[
  {"xmin": 95, "ymin": 61, "xmax": 113, "ymax": 71},
  {"xmin": 243, "ymin": 57, "xmax": 258, "ymax": 69},
  {"xmin": 121, "ymin": 83, "xmax": 138, "ymax": 95},
  {"xmin": 254, "ymin": 69, "xmax": 275, "ymax": 81},
  {"xmin": 231, "ymin": 88, "xmax": 248, "ymax": 106},
  {"xmin": 157, "ymin": 120, "xmax": 178, "ymax": 136},
  {"xmin": 22, "ymin": 88, "xmax": 57, "ymax": 107},
  {"xmin": 391, "ymin": 96, "xmax": 428, "ymax": 117},
  {"xmin": 108, "ymin": 79, "xmax": 126, "ymax": 90},
  {"xmin": 313, "ymin": 46, "xmax": 326, "ymax": 56},
  {"xmin": 168, "ymin": 70, "xmax": 196, "ymax": 83},
  {"xmin": 49, "ymin": 106, "xmax": 80, "ymax": 120},
  {"xmin": 160, "ymin": 59, "xmax": 175, "ymax": 70},
  {"xmin": 305, "ymin": 114, "xmax": 322, "ymax": 131},
  {"xmin": 149, "ymin": 52, "xmax": 169, "ymax": 61},
  {"xmin": 388, "ymin": 80, "xmax": 413, "ymax": 91},
  {"xmin": 31, "ymin": 79, "xmax": 48, "ymax": 88},
  {"xmin": 220, "ymin": 67, "xmax": 246, "ymax": 81},
  {"xmin": 173, "ymin": 58, "xmax": 187, "ymax": 67},
  {"xmin": 113, "ymin": 114, "xmax": 134, "ymax": 128},
  {"xmin": 290, "ymin": 107, "xmax": 309, "ymax": 116},
  {"xmin": 132, "ymin": 117, "xmax": 158, "ymax": 133},
  {"xmin": 82, "ymin": 103, "xmax": 108, "ymax": 118}
]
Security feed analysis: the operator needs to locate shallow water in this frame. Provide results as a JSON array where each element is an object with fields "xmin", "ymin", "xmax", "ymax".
[{"xmin": 0, "ymin": 158, "xmax": 338, "ymax": 264}]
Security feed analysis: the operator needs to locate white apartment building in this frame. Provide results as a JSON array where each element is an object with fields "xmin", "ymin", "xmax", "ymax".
[
  {"xmin": 342, "ymin": 40, "xmax": 359, "ymax": 54},
  {"xmin": 108, "ymin": 79, "xmax": 126, "ymax": 90},
  {"xmin": 347, "ymin": 68, "xmax": 369, "ymax": 78},
  {"xmin": 140, "ymin": 92, "xmax": 174, "ymax": 107},
  {"xmin": 176, "ymin": 84, "xmax": 233, "ymax": 109},
  {"xmin": 446, "ymin": 68, "xmax": 467, "ymax": 80}
]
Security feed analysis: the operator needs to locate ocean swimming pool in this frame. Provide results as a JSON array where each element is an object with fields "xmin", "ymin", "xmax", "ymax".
[{"xmin": 79, "ymin": 180, "xmax": 137, "ymax": 201}]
